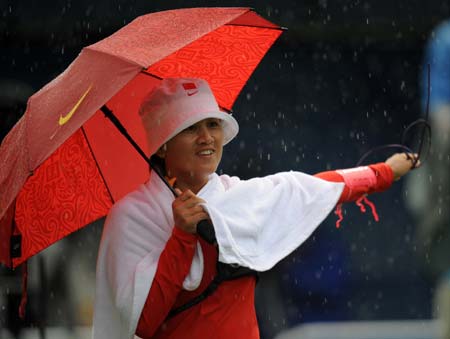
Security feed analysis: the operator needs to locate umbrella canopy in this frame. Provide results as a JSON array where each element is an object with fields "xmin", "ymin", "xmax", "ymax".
[{"xmin": 0, "ymin": 7, "xmax": 283, "ymax": 268}]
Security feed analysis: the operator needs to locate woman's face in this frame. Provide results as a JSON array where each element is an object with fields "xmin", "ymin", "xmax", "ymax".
[{"xmin": 160, "ymin": 118, "xmax": 224, "ymax": 191}]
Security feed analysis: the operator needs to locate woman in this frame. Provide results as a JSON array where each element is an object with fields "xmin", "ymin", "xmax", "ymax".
[{"xmin": 92, "ymin": 78, "xmax": 418, "ymax": 339}]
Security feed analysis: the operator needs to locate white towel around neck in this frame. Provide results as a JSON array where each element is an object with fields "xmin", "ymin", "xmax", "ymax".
[{"xmin": 92, "ymin": 170, "xmax": 344, "ymax": 339}]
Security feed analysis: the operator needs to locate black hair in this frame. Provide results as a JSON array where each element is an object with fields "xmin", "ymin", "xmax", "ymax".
[{"xmin": 149, "ymin": 154, "xmax": 167, "ymax": 176}]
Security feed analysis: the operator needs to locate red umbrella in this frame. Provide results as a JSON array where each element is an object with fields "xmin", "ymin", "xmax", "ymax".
[{"xmin": 0, "ymin": 7, "xmax": 283, "ymax": 269}]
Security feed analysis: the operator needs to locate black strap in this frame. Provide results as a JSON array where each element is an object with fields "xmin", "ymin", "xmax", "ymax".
[
  {"xmin": 166, "ymin": 262, "xmax": 258, "ymax": 319},
  {"xmin": 165, "ymin": 204, "xmax": 257, "ymax": 319}
]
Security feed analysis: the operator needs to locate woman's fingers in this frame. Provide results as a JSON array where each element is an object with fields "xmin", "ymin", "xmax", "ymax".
[
  {"xmin": 404, "ymin": 152, "xmax": 421, "ymax": 169},
  {"xmin": 177, "ymin": 205, "xmax": 206, "ymax": 219},
  {"xmin": 176, "ymin": 189, "xmax": 205, "ymax": 203},
  {"xmin": 386, "ymin": 152, "xmax": 420, "ymax": 180},
  {"xmin": 172, "ymin": 189, "xmax": 208, "ymax": 234}
]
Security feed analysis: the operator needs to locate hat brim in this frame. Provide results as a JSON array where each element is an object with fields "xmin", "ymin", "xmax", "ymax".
[{"xmin": 157, "ymin": 110, "xmax": 239, "ymax": 152}]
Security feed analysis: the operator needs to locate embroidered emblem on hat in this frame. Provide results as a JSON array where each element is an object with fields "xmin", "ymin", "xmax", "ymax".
[{"xmin": 182, "ymin": 82, "xmax": 199, "ymax": 96}]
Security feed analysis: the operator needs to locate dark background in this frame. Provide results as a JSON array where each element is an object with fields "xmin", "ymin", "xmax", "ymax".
[{"xmin": 1, "ymin": 0, "xmax": 447, "ymax": 337}]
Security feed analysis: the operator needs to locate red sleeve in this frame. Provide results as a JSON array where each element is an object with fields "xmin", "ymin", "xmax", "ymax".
[
  {"xmin": 136, "ymin": 227, "xmax": 198, "ymax": 338},
  {"xmin": 314, "ymin": 162, "xmax": 394, "ymax": 203}
]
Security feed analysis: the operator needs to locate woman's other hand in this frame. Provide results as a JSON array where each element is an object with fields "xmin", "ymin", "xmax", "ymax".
[
  {"xmin": 385, "ymin": 153, "xmax": 421, "ymax": 181},
  {"xmin": 172, "ymin": 188, "xmax": 209, "ymax": 234}
]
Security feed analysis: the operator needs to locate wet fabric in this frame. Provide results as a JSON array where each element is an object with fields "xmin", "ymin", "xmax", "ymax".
[
  {"xmin": 92, "ymin": 171, "xmax": 343, "ymax": 339},
  {"xmin": 135, "ymin": 163, "xmax": 393, "ymax": 338}
]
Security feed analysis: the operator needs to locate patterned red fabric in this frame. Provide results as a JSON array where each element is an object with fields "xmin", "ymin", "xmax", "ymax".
[
  {"xmin": 0, "ymin": 8, "xmax": 283, "ymax": 268},
  {"xmin": 13, "ymin": 129, "xmax": 112, "ymax": 267},
  {"xmin": 89, "ymin": 8, "xmax": 250, "ymax": 68},
  {"xmin": 148, "ymin": 25, "xmax": 282, "ymax": 110},
  {"xmin": 82, "ymin": 74, "xmax": 160, "ymax": 202}
]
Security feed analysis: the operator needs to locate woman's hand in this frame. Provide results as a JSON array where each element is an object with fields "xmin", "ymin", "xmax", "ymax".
[
  {"xmin": 172, "ymin": 188, "xmax": 209, "ymax": 234},
  {"xmin": 385, "ymin": 153, "xmax": 421, "ymax": 181}
]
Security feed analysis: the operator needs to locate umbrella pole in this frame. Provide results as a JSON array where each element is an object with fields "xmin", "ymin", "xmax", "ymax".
[{"xmin": 100, "ymin": 105, "xmax": 217, "ymax": 244}]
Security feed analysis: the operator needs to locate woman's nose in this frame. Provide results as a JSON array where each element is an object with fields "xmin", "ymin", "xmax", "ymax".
[{"xmin": 197, "ymin": 126, "xmax": 213, "ymax": 144}]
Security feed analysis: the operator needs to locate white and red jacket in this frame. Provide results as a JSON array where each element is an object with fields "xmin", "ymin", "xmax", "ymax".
[{"xmin": 93, "ymin": 163, "xmax": 393, "ymax": 339}]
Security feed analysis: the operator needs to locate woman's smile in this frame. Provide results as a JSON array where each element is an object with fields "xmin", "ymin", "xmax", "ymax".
[{"xmin": 160, "ymin": 118, "xmax": 224, "ymax": 193}]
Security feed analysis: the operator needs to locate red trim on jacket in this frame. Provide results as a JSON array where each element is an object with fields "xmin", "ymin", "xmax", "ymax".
[
  {"xmin": 136, "ymin": 163, "xmax": 394, "ymax": 337},
  {"xmin": 314, "ymin": 162, "xmax": 393, "ymax": 203}
]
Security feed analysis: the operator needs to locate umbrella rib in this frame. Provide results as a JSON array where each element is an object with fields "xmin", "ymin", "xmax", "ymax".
[
  {"xmin": 225, "ymin": 23, "xmax": 287, "ymax": 31},
  {"xmin": 140, "ymin": 70, "xmax": 163, "ymax": 80},
  {"xmin": 81, "ymin": 126, "xmax": 115, "ymax": 203}
]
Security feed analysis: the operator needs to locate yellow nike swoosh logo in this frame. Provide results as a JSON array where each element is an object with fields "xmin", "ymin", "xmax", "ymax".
[{"xmin": 58, "ymin": 85, "xmax": 93, "ymax": 126}]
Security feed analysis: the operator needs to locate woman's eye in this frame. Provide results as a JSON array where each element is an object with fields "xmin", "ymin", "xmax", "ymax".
[
  {"xmin": 208, "ymin": 120, "xmax": 221, "ymax": 128},
  {"xmin": 184, "ymin": 125, "xmax": 197, "ymax": 133}
]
